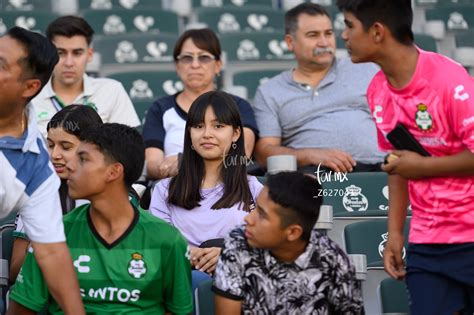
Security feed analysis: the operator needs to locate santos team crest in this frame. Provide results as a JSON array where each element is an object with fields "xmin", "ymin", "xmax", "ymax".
[
  {"xmin": 415, "ymin": 103, "xmax": 433, "ymax": 131},
  {"xmin": 128, "ymin": 252, "xmax": 147, "ymax": 279}
]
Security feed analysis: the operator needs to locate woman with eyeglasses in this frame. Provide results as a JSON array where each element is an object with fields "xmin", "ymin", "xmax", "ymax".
[{"xmin": 142, "ymin": 28, "xmax": 259, "ymax": 180}]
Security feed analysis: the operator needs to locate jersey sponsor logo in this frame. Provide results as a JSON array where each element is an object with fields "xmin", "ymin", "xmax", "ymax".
[
  {"xmin": 373, "ymin": 105, "xmax": 383, "ymax": 123},
  {"xmin": 415, "ymin": 103, "xmax": 433, "ymax": 131},
  {"xmin": 454, "ymin": 85, "xmax": 469, "ymax": 101},
  {"xmin": 80, "ymin": 287, "xmax": 141, "ymax": 302},
  {"xmin": 74, "ymin": 255, "xmax": 91, "ymax": 273},
  {"xmin": 128, "ymin": 252, "xmax": 147, "ymax": 279},
  {"xmin": 418, "ymin": 136, "xmax": 447, "ymax": 147}
]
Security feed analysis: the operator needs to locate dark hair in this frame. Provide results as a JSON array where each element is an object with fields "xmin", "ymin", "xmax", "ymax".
[
  {"xmin": 47, "ymin": 105, "xmax": 102, "ymax": 214},
  {"xmin": 6, "ymin": 27, "xmax": 59, "ymax": 98},
  {"xmin": 285, "ymin": 3, "xmax": 331, "ymax": 35},
  {"xmin": 266, "ymin": 172, "xmax": 323, "ymax": 241},
  {"xmin": 46, "ymin": 15, "xmax": 94, "ymax": 45},
  {"xmin": 79, "ymin": 123, "xmax": 145, "ymax": 188},
  {"xmin": 173, "ymin": 28, "xmax": 221, "ymax": 62},
  {"xmin": 168, "ymin": 91, "xmax": 252, "ymax": 211},
  {"xmin": 47, "ymin": 105, "xmax": 103, "ymax": 137},
  {"xmin": 336, "ymin": 0, "xmax": 414, "ymax": 45}
]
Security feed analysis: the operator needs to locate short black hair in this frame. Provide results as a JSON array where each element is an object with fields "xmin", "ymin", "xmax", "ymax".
[
  {"xmin": 46, "ymin": 15, "xmax": 94, "ymax": 45},
  {"xmin": 47, "ymin": 104, "xmax": 103, "ymax": 137},
  {"xmin": 266, "ymin": 172, "xmax": 323, "ymax": 241},
  {"xmin": 79, "ymin": 123, "xmax": 144, "ymax": 188},
  {"xmin": 285, "ymin": 2, "xmax": 331, "ymax": 35},
  {"xmin": 6, "ymin": 27, "xmax": 59, "ymax": 97},
  {"xmin": 336, "ymin": 0, "xmax": 414, "ymax": 45}
]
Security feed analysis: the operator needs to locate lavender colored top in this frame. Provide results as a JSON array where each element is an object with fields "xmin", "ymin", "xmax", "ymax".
[{"xmin": 149, "ymin": 176, "xmax": 263, "ymax": 247}]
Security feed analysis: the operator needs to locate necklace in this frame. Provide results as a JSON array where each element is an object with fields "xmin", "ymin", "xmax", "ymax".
[{"xmin": 20, "ymin": 110, "xmax": 26, "ymax": 135}]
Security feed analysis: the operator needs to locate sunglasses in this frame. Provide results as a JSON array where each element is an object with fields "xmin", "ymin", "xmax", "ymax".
[{"xmin": 176, "ymin": 53, "xmax": 216, "ymax": 65}]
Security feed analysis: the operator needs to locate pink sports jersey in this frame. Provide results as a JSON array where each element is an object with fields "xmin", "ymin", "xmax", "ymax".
[{"xmin": 367, "ymin": 49, "xmax": 474, "ymax": 244}]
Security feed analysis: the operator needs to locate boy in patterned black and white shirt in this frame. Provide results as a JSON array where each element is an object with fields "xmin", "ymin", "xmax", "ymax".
[{"xmin": 213, "ymin": 171, "xmax": 364, "ymax": 314}]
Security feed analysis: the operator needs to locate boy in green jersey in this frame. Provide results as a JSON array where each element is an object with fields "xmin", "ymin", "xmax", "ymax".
[{"xmin": 8, "ymin": 123, "xmax": 193, "ymax": 315}]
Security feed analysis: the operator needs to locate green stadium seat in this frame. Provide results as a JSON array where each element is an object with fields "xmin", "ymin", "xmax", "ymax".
[
  {"xmin": 454, "ymin": 30, "xmax": 474, "ymax": 66},
  {"xmin": 232, "ymin": 69, "xmax": 282, "ymax": 99},
  {"xmin": 220, "ymin": 31, "xmax": 293, "ymax": 61},
  {"xmin": 195, "ymin": 279, "xmax": 214, "ymax": 315},
  {"xmin": 82, "ymin": 9, "xmax": 180, "ymax": 35},
  {"xmin": 344, "ymin": 218, "xmax": 411, "ymax": 314},
  {"xmin": 131, "ymin": 99, "xmax": 152, "ymax": 128},
  {"xmin": 414, "ymin": 33, "xmax": 438, "ymax": 52},
  {"xmin": 0, "ymin": 11, "xmax": 59, "ymax": 35},
  {"xmin": 107, "ymin": 71, "xmax": 182, "ymax": 100},
  {"xmin": 344, "ymin": 218, "xmax": 410, "ymax": 265},
  {"xmin": 78, "ymin": 0, "xmax": 163, "ymax": 10},
  {"xmin": 322, "ymin": 172, "xmax": 389, "ymax": 216},
  {"xmin": 194, "ymin": 7, "xmax": 284, "ymax": 34},
  {"xmin": 93, "ymin": 33, "xmax": 177, "ymax": 74},
  {"xmin": 0, "ymin": 0, "xmax": 52, "ymax": 11},
  {"xmin": 192, "ymin": 0, "xmax": 275, "ymax": 9},
  {"xmin": 415, "ymin": 0, "xmax": 474, "ymax": 7},
  {"xmin": 425, "ymin": 6, "xmax": 474, "ymax": 39},
  {"xmin": 378, "ymin": 278, "xmax": 409, "ymax": 314}
]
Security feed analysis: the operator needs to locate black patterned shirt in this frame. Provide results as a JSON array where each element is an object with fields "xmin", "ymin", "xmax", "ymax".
[{"xmin": 213, "ymin": 225, "xmax": 364, "ymax": 314}]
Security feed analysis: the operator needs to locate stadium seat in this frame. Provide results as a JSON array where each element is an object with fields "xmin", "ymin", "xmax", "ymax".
[
  {"xmin": 0, "ymin": 0, "xmax": 52, "ymax": 11},
  {"xmin": 0, "ymin": 11, "xmax": 59, "ymax": 35},
  {"xmin": 344, "ymin": 218, "xmax": 410, "ymax": 265},
  {"xmin": 192, "ymin": 0, "xmax": 275, "ymax": 9},
  {"xmin": 219, "ymin": 32, "xmax": 295, "ymax": 90},
  {"xmin": 378, "ymin": 277, "xmax": 409, "ymax": 314},
  {"xmin": 82, "ymin": 9, "xmax": 180, "ymax": 36},
  {"xmin": 453, "ymin": 30, "xmax": 474, "ymax": 66},
  {"xmin": 343, "ymin": 218, "xmax": 411, "ymax": 315},
  {"xmin": 424, "ymin": 5, "xmax": 474, "ymax": 39},
  {"xmin": 77, "ymin": 0, "xmax": 164, "ymax": 10},
  {"xmin": 231, "ymin": 69, "xmax": 283, "ymax": 100},
  {"xmin": 220, "ymin": 31, "xmax": 294, "ymax": 62},
  {"xmin": 192, "ymin": 7, "xmax": 285, "ymax": 34},
  {"xmin": 107, "ymin": 71, "xmax": 182, "ymax": 100},
  {"xmin": 195, "ymin": 279, "xmax": 214, "ymax": 315},
  {"xmin": 414, "ymin": 33, "xmax": 438, "ymax": 52},
  {"xmin": 93, "ymin": 33, "xmax": 176, "ymax": 75},
  {"xmin": 131, "ymin": 99, "xmax": 152, "ymax": 128},
  {"xmin": 415, "ymin": 0, "xmax": 474, "ymax": 7}
]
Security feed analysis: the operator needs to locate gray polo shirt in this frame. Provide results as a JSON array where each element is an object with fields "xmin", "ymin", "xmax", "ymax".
[{"xmin": 253, "ymin": 57, "xmax": 384, "ymax": 164}]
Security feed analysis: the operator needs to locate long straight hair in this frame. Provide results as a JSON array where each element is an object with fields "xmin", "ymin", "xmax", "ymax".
[{"xmin": 168, "ymin": 91, "xmax": 253, "ymax": 211}]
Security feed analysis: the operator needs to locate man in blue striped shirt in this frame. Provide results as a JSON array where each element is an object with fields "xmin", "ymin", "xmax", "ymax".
[{"xmin": 0, "ymin": 27, "xmax": 85, "ymax": 314}]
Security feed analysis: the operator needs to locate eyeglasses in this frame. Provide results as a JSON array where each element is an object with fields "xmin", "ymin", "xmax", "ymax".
[{"xmin": 176, "ymin": 53, "xmax": 216, "ymax": 65}]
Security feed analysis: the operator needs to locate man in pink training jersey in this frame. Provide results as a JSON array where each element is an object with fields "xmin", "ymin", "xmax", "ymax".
[{"xmin": 337, "ymin": 0, "xmax": 474, "ymax": 313}]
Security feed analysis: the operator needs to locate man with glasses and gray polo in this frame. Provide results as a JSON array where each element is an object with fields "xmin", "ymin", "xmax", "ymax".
[{"xmin": 253, "ymin": 3, "xmax": 384, "ymax": 174}]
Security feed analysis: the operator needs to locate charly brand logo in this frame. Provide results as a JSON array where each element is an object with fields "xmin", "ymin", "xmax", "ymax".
[
  {"xmin": 74, "ymin": 255, "xmax": 91, "ymax": 273},
  {"xmin": 314, "ymin": 164, "xmax": 348, "ymax": 197}
]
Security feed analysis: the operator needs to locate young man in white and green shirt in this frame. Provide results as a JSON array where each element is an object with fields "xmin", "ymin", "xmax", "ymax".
[{"xmin": 9, "ymin": 124, "xmax": 192, "ymax": 314}]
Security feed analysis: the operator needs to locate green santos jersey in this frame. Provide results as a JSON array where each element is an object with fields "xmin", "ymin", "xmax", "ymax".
[{"xmin": 10, "ymin": 204, "xmax": 193, "ymax": 314}]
